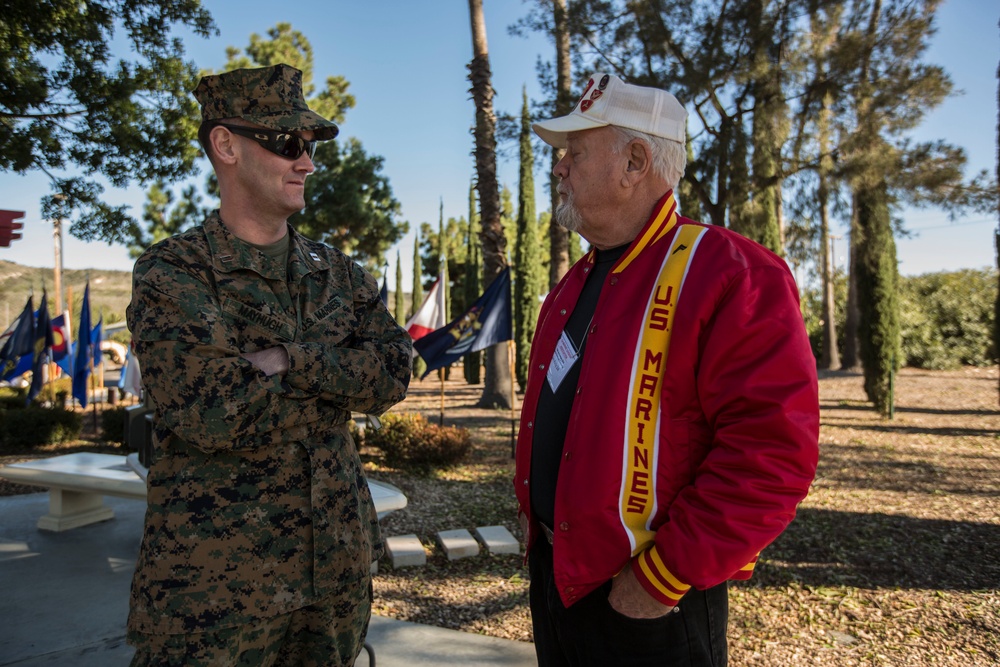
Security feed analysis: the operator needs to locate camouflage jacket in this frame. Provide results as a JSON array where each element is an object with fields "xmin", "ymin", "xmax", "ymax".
[{"xmin": 126, "ymin": 212, "xmax": 411, "ymax": 634}]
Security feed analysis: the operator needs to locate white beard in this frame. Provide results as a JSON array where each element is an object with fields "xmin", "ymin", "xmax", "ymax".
[{"xmin": 555, "ymin": 193, "xmax": 584, "ymax": 232}]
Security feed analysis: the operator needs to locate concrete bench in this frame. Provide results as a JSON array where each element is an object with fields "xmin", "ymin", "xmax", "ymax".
[{"xmin": 0, "ymin": 452, "xmax": 407, "ymax": 531}]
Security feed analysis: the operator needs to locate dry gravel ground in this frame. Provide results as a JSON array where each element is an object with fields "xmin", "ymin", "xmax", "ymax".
[
  {"xmin": 365, "ymin": 368, "xmax": 1000, "ymax": 666},
  {"xmin": 2, "ymin": 368, "xmax": 997, "ymax": 665}
]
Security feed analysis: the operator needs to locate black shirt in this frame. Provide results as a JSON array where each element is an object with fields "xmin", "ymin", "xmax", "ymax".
[{"xmin": 530, "ymin": 243, "xmax": 629, "ymax": 528}]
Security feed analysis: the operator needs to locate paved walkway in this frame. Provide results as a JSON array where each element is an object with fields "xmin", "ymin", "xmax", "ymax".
[{"xmin": 0, "ymin": 493, "xmax": 536, "ymax": 666}]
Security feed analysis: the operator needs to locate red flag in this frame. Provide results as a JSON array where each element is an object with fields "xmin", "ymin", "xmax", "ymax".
[{"xmin": 404, "ymin": 271, "xmax": 447, "ymax": 341}]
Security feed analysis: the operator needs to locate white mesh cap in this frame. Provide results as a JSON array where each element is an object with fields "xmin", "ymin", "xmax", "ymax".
[{"xmin": 533, "ymin": 73, "xmax": 687, "ymax": 148}]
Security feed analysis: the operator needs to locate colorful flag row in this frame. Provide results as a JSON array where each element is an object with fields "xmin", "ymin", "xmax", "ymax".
[{"xmin": 0, "ymin": 283, "xmax": 103, "ymax": 406}]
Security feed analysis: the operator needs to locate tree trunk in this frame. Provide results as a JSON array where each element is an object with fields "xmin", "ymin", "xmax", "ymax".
[
  {"xmin": 743, "ymin": 0, "xmax": 784, "ymax": 253},
  {"xmin": 842, "ymin": 202, "xmax": 861, "ymax": 371},
  {"xmin": 995, "ymin": 35, "xmax": 999, "ymax": 404},
  {"xmin": 548, "ymin": 0, "xmax": 572, "ymax": 289},
  {"xmin": 843, "ymin": 0, "xmax": 883, "ymax": 375},
  {"xmin": 818, "ymin": 87, "xmax": 840, "ymax": 370},
  {"xmin": 468, "ymin": 0, "xmax": 512, "ymax": 409}
]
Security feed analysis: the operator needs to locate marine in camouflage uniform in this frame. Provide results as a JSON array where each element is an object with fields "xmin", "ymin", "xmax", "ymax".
[{"xmin": 126, "ymin": 64, "xmax": 411, "ymax": 666}]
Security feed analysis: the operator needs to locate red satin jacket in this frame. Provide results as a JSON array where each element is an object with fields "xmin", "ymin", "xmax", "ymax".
[{"xmin": 514, "ymin": 191, "xmax": 819, "ymax": 609}]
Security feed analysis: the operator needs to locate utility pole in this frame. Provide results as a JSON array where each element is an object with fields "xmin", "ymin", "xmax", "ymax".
[
  {"xmin": 52, "ymin": 195, "xmax": 66, "ymax": 314},
  {"xmin": 53, "ymin": 218, "xmax": 64, "ymax": 314}
]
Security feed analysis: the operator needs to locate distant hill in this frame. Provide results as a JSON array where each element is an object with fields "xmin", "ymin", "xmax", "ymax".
[
  {"xmin": 1, "ymin": 259, "xmax": 414, "ymax": 335},
  {"xmin": 0, "ymin": 260, "xmax": 132, "ymax": 335}
]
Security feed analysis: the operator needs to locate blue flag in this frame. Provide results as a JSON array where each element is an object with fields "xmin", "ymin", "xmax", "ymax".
[
  {"xmin": 414, "ymin": 267, "xmax": 512, "ymax": 379},
  {"xmin": 27, "ymin": 292, "xmax": 54, "ymax": 403},
  {"xmin": 90, "ymin": 315, "xmax": 103, "ymax": 367},
  {"xmin": 1, "ymin": 296, "xmax": 34, "ymax": 382},
  {"xmin": 51, "ymin": 313, "xmax": 74, "ymax": 376},
  {"xmin": 72, "ymin": 283, "xmax": 92, "ymax": 407}
]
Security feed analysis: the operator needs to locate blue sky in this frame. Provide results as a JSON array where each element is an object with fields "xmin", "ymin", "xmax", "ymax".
[{"xmin": 0, "ymin": 0, "xmax": 996, "ymax": 292}]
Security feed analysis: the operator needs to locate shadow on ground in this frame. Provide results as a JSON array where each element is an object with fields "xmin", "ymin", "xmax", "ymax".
[{"xmin": 755, "ymin": 508, "xmax": 1000, "ymax": 591}]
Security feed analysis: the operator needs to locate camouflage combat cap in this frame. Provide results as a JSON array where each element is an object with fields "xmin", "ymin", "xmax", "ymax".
[{"xmin": 193, "ymin": 63, "xmax": 339, "ymax": 141}]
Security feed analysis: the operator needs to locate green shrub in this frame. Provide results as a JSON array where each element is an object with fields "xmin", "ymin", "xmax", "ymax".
[
  {"xmin": 0, "ymin": 386, "xmax": 27, "ymax": 409},
  {"xmin": 0, "ymin": 406, "xmax": 82, "ymax": 452},
  {"xmin": 101, "ymin": 406, "xmax": 129, "ymax": 445},
  {"xmin": 801, "ymin": 267, "xmax": 997, "ymax": 368},
  {"xmin": 899, "ymin": 269, "xmax": 997, "ymax": 369},
  {"xmin": 364, "ymin": 412, "xmax": 472, "ymax": 470},
  {"xmin": 31, "ymin": 377, "xmax": 72, "ymax": 407}
]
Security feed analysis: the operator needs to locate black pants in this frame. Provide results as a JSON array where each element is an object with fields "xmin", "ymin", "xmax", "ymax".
[{"xmin": 529, "ymin": 538, "xmax": 728, "ymax": 666}]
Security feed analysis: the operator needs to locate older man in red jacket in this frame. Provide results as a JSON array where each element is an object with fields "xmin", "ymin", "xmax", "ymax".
[{"xmin": 514, "ymin": 72, "xmax": 820, "ymax": 666}]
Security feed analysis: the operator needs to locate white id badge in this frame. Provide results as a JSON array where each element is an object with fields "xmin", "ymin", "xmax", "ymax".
[{"xmin": 546, "ymin": 330, "xmax": 579, "ymax": 393}]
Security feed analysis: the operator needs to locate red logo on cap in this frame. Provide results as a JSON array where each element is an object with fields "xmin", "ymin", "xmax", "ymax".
[
  {"xmin": 580, "ymin": 89, "xmax": 603, "ymax": 113},
  {"xmin": 576, "ymin": 78, "xmax": 595, "ymax": 111}
]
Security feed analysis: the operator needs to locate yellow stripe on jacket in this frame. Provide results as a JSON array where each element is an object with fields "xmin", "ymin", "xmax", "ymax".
[{"xmin": 618, "ymin": 224, "xmax": 707, "ymax": 553}]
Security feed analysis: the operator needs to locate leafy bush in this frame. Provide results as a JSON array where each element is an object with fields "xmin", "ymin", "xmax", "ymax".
[
  {"xmin": 364, "ymin": 412, "xmax": 472, "ymax": 470},
  {"xmin": 0, "ymin": 386, "xmax": 26, "ymax": 409},
  {"xmin": 0, "ymin": 406, "xmax": 82, "ymax": 452},
  {"xmin": 31, "ymin": 377, "xmax": 72, "ymax": 407},
  {"xmin": 101, "ymin": 406, "xmax": 129, "ymax": 445},
  {"xmin": 801, "ymin": 267, "xmax": 997, "ymax": 369},
  {"xmin": 899, "ymin": 269, "xmax": 997, "ymax": 369}
]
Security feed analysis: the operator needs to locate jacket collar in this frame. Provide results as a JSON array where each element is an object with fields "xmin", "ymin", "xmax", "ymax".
[{"xmin": 612, "ymin": 190, "xmax": 679, "ymax": 274}]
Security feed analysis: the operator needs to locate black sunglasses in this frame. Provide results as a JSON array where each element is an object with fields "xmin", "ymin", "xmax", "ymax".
[{"xmin": 216, "ymin": 123, "xmax": 317, "ymax": 160}]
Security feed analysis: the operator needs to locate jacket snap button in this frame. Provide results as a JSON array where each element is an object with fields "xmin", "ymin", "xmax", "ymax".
[
  {"xmin": 610, "ymin": 277, "xmax": 618, "ymax": 285},
  {"xmin": 560, "ymin": 309, "xmax": 567, "ymax": 315},
  {"xmin": 523, "ymin": 479, "xmax": 528, "ymax": 486},
  {"xmin": 564, "ymin": 451, "xmax": 571, "ymax": 460},
  {"xmin": 527, "ymin": 421, "xmax": 533, "ymax": 428},
  {"xmin": 539, "ymin": 364, "xmax": 545, "ymax": 370},
  {"xmin": 566, "ymin": 586, "xmax": 574, "ymax": 593},
  {"xmin": 559, "ymin": 522, "xmax": 569, "ymax": 531}
]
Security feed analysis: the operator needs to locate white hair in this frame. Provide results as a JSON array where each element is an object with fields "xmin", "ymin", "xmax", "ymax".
[{"xmin": 611, "ymin": 126, "xmax": 686, "ymax": 189}]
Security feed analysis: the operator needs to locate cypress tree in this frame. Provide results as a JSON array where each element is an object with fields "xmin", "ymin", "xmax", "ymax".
[
  {"xmin": 412, "ymin": 230, "xmax": 426, "ymax": 379},
  {"xmin": 464, "ymin": 180, "xmax": 482, "ymax": 384},
  {"xmin": 439, "ymin": 198, "xmax": 449, "ymax": 322},
  {"xmin": 514, "ymin": 88, "xmax": 543, "ymax": 392},
  {"xmin": 855, "ymin": 179, "xmax": 900, "ymax": 417},
  {"xmin": 438, "ymin": 198, "xmax": 450, "ymax": 380},
  {"xmin": 394, "ymin": 249, "xmax": 405, "ymax": 324}
]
